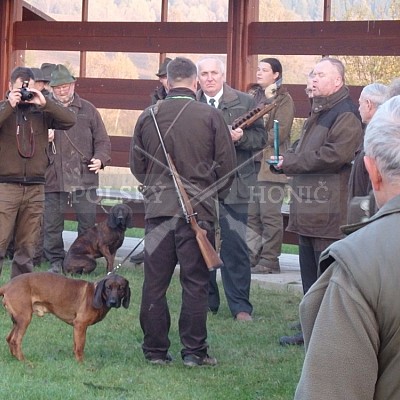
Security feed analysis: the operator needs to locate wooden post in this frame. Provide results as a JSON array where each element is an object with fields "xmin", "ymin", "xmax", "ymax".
[
  {"xmin": 80, "ymin": 0, "xmax": 89, "ymax": 78},
  {"xmin": 0, "ymin": 0, "xmax": 23, "ymax": 96},
  {"xmin": 226, "ymin": 0, "xmax": 259, "ymax": 91}
]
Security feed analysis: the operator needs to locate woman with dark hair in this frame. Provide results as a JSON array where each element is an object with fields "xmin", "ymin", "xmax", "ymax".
[{"xmin": 247, "ymin": 57, "xmax": 295, "ymax": 274}]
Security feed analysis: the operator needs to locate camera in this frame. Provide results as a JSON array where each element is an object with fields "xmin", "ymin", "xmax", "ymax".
[{"xmin": 20, "ymin": 81, "xmax": 34, "ymax": 102}]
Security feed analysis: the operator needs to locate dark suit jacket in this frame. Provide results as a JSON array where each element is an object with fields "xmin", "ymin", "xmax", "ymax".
[{"xmin": 197, "ymin": 83, "xmax": 266, "ymax": 205}]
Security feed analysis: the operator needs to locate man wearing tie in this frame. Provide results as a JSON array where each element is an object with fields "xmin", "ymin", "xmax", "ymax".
[{"xmin": 196, "ymin": 57, "xmax": 266, "ymax": 321}]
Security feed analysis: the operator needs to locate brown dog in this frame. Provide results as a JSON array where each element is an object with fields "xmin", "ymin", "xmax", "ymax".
[
  {"xmin": 0, "ymin": 272, "xmax": 130, "ymax": 362},
  {"xmin": 63, "ymin": 203, "xmax": 134, "ymax": 274}
]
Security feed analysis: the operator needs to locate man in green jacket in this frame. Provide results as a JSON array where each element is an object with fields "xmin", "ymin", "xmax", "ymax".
[
  {"xmin": 0, "ymin": 66, "xmax": 76, "ymax": 278},
  {"xmin": 295, "ymin": 94, "xmax": 400, "ymax": 400},
  {"xmin": 275, "ymin": 57, "xmax": 363, "ymax": 344},
  {"xmin": 44, "ymin": 64, "xmax": 111, "ymax": 273}
]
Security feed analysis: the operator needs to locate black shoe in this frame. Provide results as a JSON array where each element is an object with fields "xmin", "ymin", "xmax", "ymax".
[
  {"xmin": 208, "ymin": 307, "xmax": 218, "ymax": 315},
  {"xmin": 130, "ymin": 249, "xmax": 144, "ymax": 264},
  {"xmin": 279, "ymin": 331, "xmax": 304, "ymax": 346},
  {"xmin": 147, "ymin": 352, "xmax": 173, "ymax": 365},
  {"xmin": 183, "ymin": 354, "xmax": 217, "ymax": 367}
]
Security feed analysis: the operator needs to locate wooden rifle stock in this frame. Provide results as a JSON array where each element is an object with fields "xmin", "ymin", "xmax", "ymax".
[
  {"xmin": 167, "ymin": 154, "xmax": 223, "ymax": 271},
  {"xmin": 232, "ymin": 102, "xmax": 277, "ymax": 130}
]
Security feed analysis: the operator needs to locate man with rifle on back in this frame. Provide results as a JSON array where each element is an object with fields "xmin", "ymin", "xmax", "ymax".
[{"xmin": 130, "ymin": 57, "xmax": 236, "ymax": 367}]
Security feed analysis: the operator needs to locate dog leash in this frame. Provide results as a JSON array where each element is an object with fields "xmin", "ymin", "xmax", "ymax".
[{"xmin": 107, "ymin": 237, "xmax": 145, "ymax": 275}]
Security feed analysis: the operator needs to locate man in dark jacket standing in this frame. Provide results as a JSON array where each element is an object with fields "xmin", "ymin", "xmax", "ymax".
[
  {"xmin": 150, "ymin": 57, "xmax": 171, "ymax": 105},
  {"xmin": 44, "ymin": 64, "xmax": 111, "ymax": 273},
  {"xmin": 130, "ymin": 57, "xmax": 236, "ymax": 367},
  {"xmin": 0, "ymin": 66, "xmax": 76, "ymax": 278},
  {"xmin": 196, "ymin": 57, "xmax": 266, "ymax": 321},
  {"xmin": 274, "ymin": 57, "xmax": 363, "ymax": 345}
]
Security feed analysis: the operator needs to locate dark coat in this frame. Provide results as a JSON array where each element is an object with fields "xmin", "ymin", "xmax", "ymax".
[
  {"xmin": 282, "ymin": 86, "xmax": 363, "ymax": 239},
  {"xmin": 0, "ymin": 96, "xmax": 76, "ymax": 184},
  {"xmin": 130, "ymin": 87, "xmax": 236, "ymax": 222},
  {"xmin": 348, "ymin": 141, "xmax": 371, "ymax": 200},
  {"xmin": 150, "ymin": 86, "xmax": 168, "ymax": 105},
  {"xmin": 45, "ymin": 93, "xmax": 111, "ymax": 193},
  {"xmin": 197, "ymin": 83, "xmax": 266, "ymax": 204}
]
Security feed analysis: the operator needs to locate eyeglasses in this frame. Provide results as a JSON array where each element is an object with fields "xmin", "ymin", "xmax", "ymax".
[{"xmin": 304, "ymin": 88, "xmax": 313, "ymax": 95}]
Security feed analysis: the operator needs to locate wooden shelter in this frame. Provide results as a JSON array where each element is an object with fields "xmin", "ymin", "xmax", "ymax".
[{"xmin": 2, "ymin": 0, "xmax": 399, "ymax": 125}]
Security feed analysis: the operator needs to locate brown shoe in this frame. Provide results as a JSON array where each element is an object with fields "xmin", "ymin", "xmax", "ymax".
[
  {"xmin": 251, "ymin": 264, "xmax": 280, "ymax": 274},
  {"xmin": 235, "ymin": 312, "xmax": 253, "ymax": 321}
]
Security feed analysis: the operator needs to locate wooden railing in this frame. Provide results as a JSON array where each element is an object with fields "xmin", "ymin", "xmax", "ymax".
[{"xmin": 64, "ymin": 188, "xmax": 299, "ymax": 246}]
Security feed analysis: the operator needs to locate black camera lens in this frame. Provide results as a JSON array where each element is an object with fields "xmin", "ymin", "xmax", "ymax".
[{"xmin": 20, "ymin": 87, "xmax": 34, "ymax": 101}]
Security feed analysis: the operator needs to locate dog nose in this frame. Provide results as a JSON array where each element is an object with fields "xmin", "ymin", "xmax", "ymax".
[{"xmin": 107, "ymin": 298, "xmax": 120, "ymax": 308}]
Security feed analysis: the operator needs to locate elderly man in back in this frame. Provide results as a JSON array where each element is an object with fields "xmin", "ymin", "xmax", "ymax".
[
  {"xmin": 295, "ymin": 95, "xmax": 400, "ymax": 400},
  {"xmin": 44, "ymin": 64, "xmax": 111, "ymax": 273},
  {"xmin": 346, "ymin": 82, "xmax": 387, "ymax": 224}
]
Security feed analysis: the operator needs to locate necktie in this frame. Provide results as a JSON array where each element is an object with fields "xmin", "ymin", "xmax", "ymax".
[{"xmin": 209, "ymin": 98, "xmax": 216, "ymax": 107}]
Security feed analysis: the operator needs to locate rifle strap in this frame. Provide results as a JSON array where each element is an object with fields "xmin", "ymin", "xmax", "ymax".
[{"xmin": 142, "ymin": 100, "xmax": 192, "ymax": 188}]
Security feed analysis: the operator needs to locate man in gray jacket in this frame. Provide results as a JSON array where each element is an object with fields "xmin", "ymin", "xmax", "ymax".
[
  {"xmin": 295, "ymin": 95, "xmax": 400, "ymax": 400},
  {"xmin": 275, "ymin": 57, "xmax": 363, "ymax": 344},
  {"xmin": 197, "ymin": 57, "xmax": 266, "ymax": 321},
  {"xmin": 44, "ymin": 64, "xmax": 111, "ymax": 273}
]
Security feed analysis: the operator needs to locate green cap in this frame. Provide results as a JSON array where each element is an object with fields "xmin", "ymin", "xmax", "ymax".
[{"xmin": 49, "ymin": 64, "xmax": 76, "ymax": 87}]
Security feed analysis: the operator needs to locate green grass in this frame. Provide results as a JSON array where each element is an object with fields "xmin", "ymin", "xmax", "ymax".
[
  {"xmin": 0, "ymin": 260, "xmax": 304, "ymax": 400},
  {"xmin": 281, "ymin": 244, "xmax": 299, "ymax": 255}
]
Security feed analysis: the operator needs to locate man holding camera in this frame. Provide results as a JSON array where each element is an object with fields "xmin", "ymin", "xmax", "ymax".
[{"xmin": 0, "ymin": 66, "xmax": 76, "ymax": 278}]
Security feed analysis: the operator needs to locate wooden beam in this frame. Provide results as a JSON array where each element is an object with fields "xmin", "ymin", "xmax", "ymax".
[
  {"xmin": 249, "ymin": 20, "xmax": 400, "ymax": 56},
  {"xmin": 14, "ymin": 21, "xmax": 227, "ymax": 54},
  {"xmin": 75, "ymin": 77, "xmax": 156, "ymax": 110},
  {"xmin": 75, "ymin": 77, "xmax": 362, "ymax": 118},
  {"xmin": 22, "ymin": 0, "xmax": 55, "ymax": 21}
]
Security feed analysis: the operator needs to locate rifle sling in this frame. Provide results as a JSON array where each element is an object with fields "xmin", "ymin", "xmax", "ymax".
[{"xmin": 142, "ymin": 100, "xmax": 193, "ymax": 188}]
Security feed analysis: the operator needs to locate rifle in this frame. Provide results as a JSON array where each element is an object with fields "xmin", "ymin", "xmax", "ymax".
[
  {"xmin": 150, "ymin": 107, "xmax": 223, "ymax": 271},
  {"xmin": 232, "ymin": 102, "xmax": 276, "ymax": 130}
]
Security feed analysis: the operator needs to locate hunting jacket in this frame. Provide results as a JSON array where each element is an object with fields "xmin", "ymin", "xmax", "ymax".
[
  {"xmin": 0, "ymin": 95, "xmax": 76, "ymax": 184},
  {"xmin": 197, "ymin": 83, "xmax": 266, "ymax": 205},
  {"xmin": 45, "ymin": 93, "xmax": 111, "ymax": 193},
  {"xmin": 282, "ymin": 85, "xmax": 362, "ymax": 239},
  {"xmin": 130, "ymin": 87, "xmax": 236, "ymax": 222},
  {"xmin": 296, "ymin": 194, "xmax": 400, "ymax": 400}
]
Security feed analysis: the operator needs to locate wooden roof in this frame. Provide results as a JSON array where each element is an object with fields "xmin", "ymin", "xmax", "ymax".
[{"xmin": 1, "ymin": 1, "xmax": 399, "ymax": 125}]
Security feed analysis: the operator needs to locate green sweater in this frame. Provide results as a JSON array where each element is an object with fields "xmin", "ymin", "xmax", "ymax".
[{"xmin": 295, "ymin": 194, "xmax": 400, "ymax": 400}]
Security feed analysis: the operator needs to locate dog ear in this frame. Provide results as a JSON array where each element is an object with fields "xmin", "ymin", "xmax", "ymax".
[
  {"xmin": 107, "ymin": 208, "xmax": 119, "ymax": 229},
  {"xmin": 126, "ymin": 207, "xmax": 134, "ymax": 229},
  {"xmin": 123, "ymin": 282, "xmax": 131, "ymax": 308},
  {"xmin": 93, "ymin": 279, "xmax": 106, "ymax": 309}
]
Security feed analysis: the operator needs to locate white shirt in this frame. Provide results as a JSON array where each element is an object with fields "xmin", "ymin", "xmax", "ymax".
[{"xmin": 204, "ymin": 88, "xmax": 223, "ymax": 108}]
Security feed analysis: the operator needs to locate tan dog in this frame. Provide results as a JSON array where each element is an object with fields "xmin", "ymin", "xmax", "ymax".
[{"xmin": 0, "ymin": 272, "xmax": 130, "ymax": 362}]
